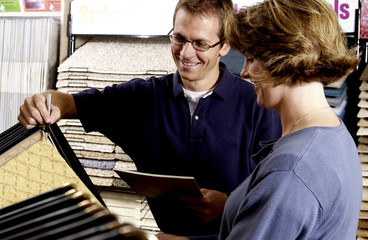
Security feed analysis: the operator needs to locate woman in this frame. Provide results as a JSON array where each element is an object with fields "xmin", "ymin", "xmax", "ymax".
[
  {"xmin": 218, "ymin": 0, "xmax": 362, "ymax": 239},
  {"xmin": 156, "ymin": 0, "xmax": 362, "ymax": 239}
]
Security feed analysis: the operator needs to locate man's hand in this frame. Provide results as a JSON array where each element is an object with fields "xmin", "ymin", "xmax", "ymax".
[
  {"xmin": 156, "ymin": 233, "xmax": 189, "ymax": 240},
  {"xmin": 174, "ymin": 188, "xmax": 228, "ymax": 224},
  {"xmin": 18, "ymin": 93, "xmax": 58, "ymax": 129},
  {"xmin": 18, "ymin": 90, "xmax": 76, "ymax": 129}
]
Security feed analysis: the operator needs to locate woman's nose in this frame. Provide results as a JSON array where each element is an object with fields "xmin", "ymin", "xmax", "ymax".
[{"xmin": 240, "ymin": 61, "xmax": 249, "ymax": 79}]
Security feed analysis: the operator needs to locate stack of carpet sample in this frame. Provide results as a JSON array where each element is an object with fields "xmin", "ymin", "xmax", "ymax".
[
  {"xmin": 323, "ymin": 76, "xmax": 348, "ymax": 120},
  {"xmin": 56, "ymin": 36, "xmax": 177, "ymax": 232},
  {"xmin": 357, "ymin": 64, "xmax": 368, "ymax": 239}
]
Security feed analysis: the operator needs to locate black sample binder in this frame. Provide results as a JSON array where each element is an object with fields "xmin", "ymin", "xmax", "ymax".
[
  {"xmin": 0, "ymin": 122, "xmax": 105, "ymax": 207},
  {"xmin": 0, "ymin": 123, "xmax": 156, "ymax": 239},
  {"xmin": 0, "ymin": 184, "xmax": 153, "ymax": 240}
]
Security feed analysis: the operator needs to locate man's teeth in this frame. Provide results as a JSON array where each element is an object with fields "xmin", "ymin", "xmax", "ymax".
[{"xmin": 183, "ymin": 61, "xmax": 198, "ymax": 66}]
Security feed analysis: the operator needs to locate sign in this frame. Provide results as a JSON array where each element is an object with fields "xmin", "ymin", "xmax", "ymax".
[
  {"xmin": 70, "ymin": 0, "xmax": 178, "ymax": 36},
  {"xmin": 234, "ymin": 0, "xmax": 358, "ymax": 33},
  {"xmin": 69, "ymin": 0, "xmax": 357, "ymax": 37},
  {"xmin": 0, "ymin": 0, "xmax": 61, "ymax": 12}
]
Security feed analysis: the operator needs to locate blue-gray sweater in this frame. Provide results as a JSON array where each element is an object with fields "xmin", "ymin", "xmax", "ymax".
[{"xmin": 219, "ymin": 123, "xmax": 362, "ymax": 240}]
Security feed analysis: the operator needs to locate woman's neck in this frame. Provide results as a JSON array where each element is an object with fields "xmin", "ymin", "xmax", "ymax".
[{"xmin": 278, "ymin": 82, "xmax": 338, "ymax": 137}]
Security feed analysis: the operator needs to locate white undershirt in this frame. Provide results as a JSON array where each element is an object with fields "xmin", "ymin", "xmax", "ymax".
[{"xmin": 183, "ymin": 87, "xmax": 213, "ymax": 117}]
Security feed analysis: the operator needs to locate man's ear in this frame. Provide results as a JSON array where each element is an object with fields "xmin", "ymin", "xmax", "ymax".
[{"xmin": 219, "ymin": 41, "xmax": 231, "ymax": 57}]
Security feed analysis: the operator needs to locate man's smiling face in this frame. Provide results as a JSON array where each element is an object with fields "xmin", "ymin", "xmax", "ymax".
[{"xmin": 170, "ymin": 8, "xmax": 229, "ymax": 91}]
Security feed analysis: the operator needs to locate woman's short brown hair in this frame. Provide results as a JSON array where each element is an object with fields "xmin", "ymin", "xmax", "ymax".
[{"xmin": 225, "ymin": 0, "xmax": 360, "ymax": 86}]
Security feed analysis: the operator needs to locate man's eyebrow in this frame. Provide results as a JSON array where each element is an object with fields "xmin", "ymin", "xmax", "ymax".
[{"xmin": 173, "ymin": 32, "xmax": 209, "ymax": 42}]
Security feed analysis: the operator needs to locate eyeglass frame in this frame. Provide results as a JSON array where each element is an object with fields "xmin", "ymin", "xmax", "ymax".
[{"xmin": 167, "ymin": 28, "xmax": 224, "ymax": 52}]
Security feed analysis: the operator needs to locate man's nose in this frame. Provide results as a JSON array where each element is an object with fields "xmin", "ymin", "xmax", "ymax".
[{"xmin": 180, "ymin": 41, "xmax": 196, "ymax": 57}]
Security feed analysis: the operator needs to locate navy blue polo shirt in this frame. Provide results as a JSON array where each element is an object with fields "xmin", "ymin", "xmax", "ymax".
[{"xmin": 73, "ymin": 62, "xmax": 281, "ymax": 236}]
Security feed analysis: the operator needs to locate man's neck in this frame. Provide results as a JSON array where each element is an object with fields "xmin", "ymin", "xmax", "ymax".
[
  {"xmin": 181, "ymin": 70, "xmax": 221, "ymax": 92},
  {"xmin": 182, "ymin": 81, "xmax": 216, "ymax": 92}
]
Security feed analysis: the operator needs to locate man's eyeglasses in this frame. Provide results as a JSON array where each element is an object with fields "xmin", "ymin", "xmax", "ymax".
[{"xmin": 167, "ymin": 29, "xmax": 224, "ymax": 52}]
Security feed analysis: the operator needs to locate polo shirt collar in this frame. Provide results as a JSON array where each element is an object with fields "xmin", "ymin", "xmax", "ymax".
[{"xmin": 173, "ymin": 62, "xmax": 235, "ymax": 101}]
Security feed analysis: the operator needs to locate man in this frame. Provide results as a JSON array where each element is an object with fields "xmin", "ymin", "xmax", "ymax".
[{"xmin": 18, "ymin": 0, "xmax": 281, "ymax": 238}]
